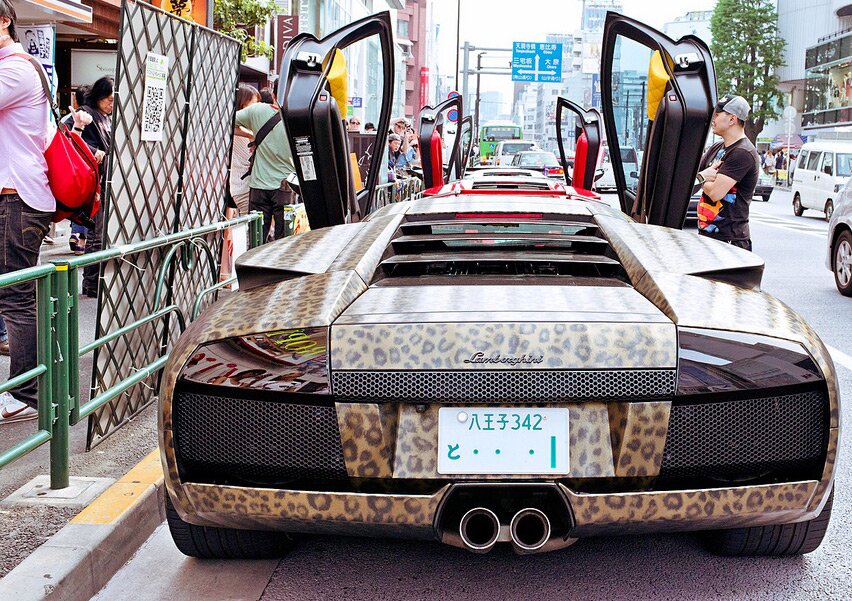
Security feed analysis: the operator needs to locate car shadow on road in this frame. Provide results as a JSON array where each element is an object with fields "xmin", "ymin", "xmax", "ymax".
[{"xmin": 260, "ymin": 532, "xmax": 816, "ymax": 601}]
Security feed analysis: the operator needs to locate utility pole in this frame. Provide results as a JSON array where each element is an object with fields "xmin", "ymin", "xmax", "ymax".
[
  {"xmin": 461, "ymin": 41, "xmax": 470, "ymax": 110},
  {"xmin": 454, "ymin": 0, "xmax": 461, "ymax": 91},
  {"xmin": 639, "ymin": 81, "xmax": 646, "ymax": 148},
  {"xmin": 475, "ymin": 52, "xmax": 485, "ymax": 135}
]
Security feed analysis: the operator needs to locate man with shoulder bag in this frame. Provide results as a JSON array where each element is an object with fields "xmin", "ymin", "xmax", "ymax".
[
  {"xmin": 0, "ymin": 0, "xmax": 92, "ymax": 423},
  {"xmin": 235, "ymin": 91, "xmax": 296, "ymax": 242}
]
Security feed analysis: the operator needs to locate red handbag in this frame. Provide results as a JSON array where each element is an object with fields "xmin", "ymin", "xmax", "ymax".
[{"xmin": 2, "ymin": 54, "xmax": 101, "ymax": 227}]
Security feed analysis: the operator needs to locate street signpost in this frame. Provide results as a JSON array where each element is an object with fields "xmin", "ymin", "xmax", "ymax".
[{"xmin": 511, "ymin": 42, "xmax": 562, "ymax": 83}]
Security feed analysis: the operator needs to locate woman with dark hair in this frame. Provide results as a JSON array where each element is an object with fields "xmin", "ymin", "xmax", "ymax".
[
  {"xmin": 79, "ymin": 76, "xmax": 114, "ymax": 298},
  {"xmin": 230, "ymin": 84, "xmax": 261, "ymax": 215},
  {"xmin": 220, "ymin": 84, "xmax": 261, "ymax": 283}
]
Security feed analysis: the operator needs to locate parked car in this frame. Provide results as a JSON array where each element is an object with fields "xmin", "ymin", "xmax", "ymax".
[
  {"xmin": 755, "ymin": 169, "xmax": 773, "ymax": 202},
  {"xmin": 161, "ymin": 10, "xmax": 838, "ymax": 561},
  {"xmin": 827, "ymin": 177, "xmax": 852, "ymax": 296},
  {"xmin": 596, "ymin": 144, "xmax": 638, "ymax": 192},
  {"xmin": 494, "ymin": 140, "xmax": 538, "ymax": 166},
  {"xmin": 791, "ymin": 141, "xmax": 852, "ymax": 221},
  {"xmin": 510, "ymin": 150, "xmax": 564, "ymax": 178}
]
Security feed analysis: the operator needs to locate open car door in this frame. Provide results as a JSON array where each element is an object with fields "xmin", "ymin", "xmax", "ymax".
[
  {"xmin": 278, "ymin": 12, "xmax": 394, "ymax": 229},
  {"xmin": 418, "ymin": 95, "xmax": 463, "ymax": 190},
  {"xmin": 601, "ymin": 12, "xmax": 716, "ymax": 228},
  {"xmin": 556, "ymin": 98, "xmax": 602, "ymax": 192},
  {"xmin": 451, "ymin": 115, "xmax": 473, "ymax": 181}
]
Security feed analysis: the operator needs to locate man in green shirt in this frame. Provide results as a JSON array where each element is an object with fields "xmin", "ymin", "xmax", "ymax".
[{"xmin": 234, "ymin": 101, "xmax": 296, "ymax": 241}]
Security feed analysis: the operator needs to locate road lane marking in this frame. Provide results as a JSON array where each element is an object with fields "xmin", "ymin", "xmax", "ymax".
[
  {"xmin": 749, "ymin": 214, "xmax": 826, "ymax": 238},
  {"xmin": 826, "ymin": 344, "xmax": 852, "ymax": 374}
]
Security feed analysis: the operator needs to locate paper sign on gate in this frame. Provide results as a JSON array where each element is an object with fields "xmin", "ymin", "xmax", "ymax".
[{"xmin": 141, "ymin": 52, "xmax": 169, "ymax": 142}]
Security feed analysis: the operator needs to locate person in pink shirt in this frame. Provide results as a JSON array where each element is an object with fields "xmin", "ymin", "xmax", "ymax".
[{"xmin": 0, "ymin": 0, "xmax": 86, "ymax": 423}]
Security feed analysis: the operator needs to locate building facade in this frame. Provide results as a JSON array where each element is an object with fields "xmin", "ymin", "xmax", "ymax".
[{"xmin": 777, "ymin": 0, "xmax": 852, "ymax": 139}]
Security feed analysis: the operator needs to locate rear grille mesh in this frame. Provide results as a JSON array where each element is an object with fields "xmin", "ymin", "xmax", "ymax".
[
  {"xmin": 332, "ymin": 369, "xmax": 676, "ymax": 401},
  {"xmin": 660, "ymin": 390, "xmax": 827, "ymax": 480},
  {"xmin": 174, "ymin": 390, "xmax": 348, "ymax": 484}
]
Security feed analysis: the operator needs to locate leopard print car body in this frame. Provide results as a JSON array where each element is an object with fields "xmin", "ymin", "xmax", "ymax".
[{"xmin": 160, "ymin": 198, "xmax": 838, "ymax": 541}]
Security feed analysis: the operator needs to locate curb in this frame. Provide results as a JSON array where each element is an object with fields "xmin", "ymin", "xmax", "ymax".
[{"xmin": 0, "ymin": 449, "xmax": 165, "ymax": 601}]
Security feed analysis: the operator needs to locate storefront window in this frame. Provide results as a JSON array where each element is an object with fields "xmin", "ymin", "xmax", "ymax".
[{"xmin": 804, "ymin": 33, "xmax": 852, "ymax": 128}]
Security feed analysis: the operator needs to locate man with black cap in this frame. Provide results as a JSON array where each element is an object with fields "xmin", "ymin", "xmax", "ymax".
[{"xmin": 695, "ymin": 94, "xmax": 760, "ymax": 251}]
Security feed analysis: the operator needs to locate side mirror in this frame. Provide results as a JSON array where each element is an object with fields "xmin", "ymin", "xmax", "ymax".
[
  {"xmin": 630, "ymin": 170, "xmax": 639, "ymax": 179},
  {"xmin": 825, "ymin": 166, "xmax": 833, "ymax": 176},
  {"xmin": 594, "ymin": 168, "xmax": 605, "ymax": 182}
]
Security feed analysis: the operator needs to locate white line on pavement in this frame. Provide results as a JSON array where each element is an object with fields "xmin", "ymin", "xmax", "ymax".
[
  {"xmin": 750, "ymin": 216, "xmax": 826, "ymax": 238},
  {"xmin": 826, "ymin": 344, "xmax": 852, "ymax": 373}
]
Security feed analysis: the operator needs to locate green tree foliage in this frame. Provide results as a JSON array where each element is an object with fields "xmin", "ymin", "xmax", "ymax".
[
  {"xmin": 214, "ymin": 0, "xmax": 277, "ymax": 61},
  {"xmin": 710, "ymin": 0, "xmax": 786, "ymax": 143}
]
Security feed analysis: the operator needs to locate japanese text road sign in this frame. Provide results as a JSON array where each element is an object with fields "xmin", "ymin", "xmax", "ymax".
[{"xmin": 512, "ymin": 42, "xmax": 562, "ymax": 83}]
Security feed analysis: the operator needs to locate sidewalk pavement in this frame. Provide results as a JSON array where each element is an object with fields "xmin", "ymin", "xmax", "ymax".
[{"xmin": 0, "ymin": 221, "xmax": 160, "ymax": 579}]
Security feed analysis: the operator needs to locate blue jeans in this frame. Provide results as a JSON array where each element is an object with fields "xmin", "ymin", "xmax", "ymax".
[
  {"xmin": 71, "ymin": 222, "xmax": 88, "ymax": 238},
  {"xmin": 0, "ymin": 194, "xmax": 52, "ymax": 407}
]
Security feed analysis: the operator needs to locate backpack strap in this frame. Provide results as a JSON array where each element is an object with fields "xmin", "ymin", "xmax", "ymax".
[
  {"xmin": 241, "ymin": 111, "xmax": 283, "ymax": 180},
  {"xmin": 1, "ymin": 53, "xmax": 62, "ymax": 124}
]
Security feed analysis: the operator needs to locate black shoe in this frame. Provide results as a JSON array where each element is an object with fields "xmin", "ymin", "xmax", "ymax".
[{"xmin": 82, "ymin": 287, "xmax": 98, "ymax": 298}]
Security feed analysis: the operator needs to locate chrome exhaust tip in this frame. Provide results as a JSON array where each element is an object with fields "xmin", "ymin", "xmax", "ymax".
[
  {"xmin": 509, "ymin": 508, "xmax": 551, "ymax": 554},
  {"xmin": 459, "ymin": 507, "xmax": 500, "ymax": 553}
]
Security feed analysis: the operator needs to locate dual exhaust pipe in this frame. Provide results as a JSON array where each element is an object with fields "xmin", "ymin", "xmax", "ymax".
[{"xmin": 459, "ymin": 506, "xmax": 551, "ymax": 554}]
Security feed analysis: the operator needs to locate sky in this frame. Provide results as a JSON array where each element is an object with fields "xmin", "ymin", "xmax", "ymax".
[{"xmin": 431, "ymin": 0, "xmax": 718, "ymax": 112}]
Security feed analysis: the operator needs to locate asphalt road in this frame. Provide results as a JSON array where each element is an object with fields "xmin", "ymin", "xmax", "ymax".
[{"xmin": 95, "ymin": 189, "xmax": 852, "ymax": 601}]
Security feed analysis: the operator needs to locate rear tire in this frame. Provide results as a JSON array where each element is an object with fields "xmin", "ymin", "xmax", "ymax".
[
  {"xmin": 702, "ymin": 490, "xmax": 833, "ymax": 556},
  {"xmin": 165, "ymin": 495, "xmax": 295, "ymax": 559},
  {"xmin": 825, "ymin": 200, "xmax": 834, "ymax": 222},
  {"xmin": 762, "ymin": 194, "xmax": 771, "ymax": 203},
  {"xmin": 834, "ymin": 230, "xmax": 852, "ymax": 297},
  {"xmin": 793, "ymin": 193, "xmax": 804, "ymax": 216}
]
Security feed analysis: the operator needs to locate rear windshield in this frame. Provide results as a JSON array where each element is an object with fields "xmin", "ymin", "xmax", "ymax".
[
  {"xmin": 601, "ymin": 146, "xmax": 638, "ymax": 164},
  {"xmin": 518, "ymin": 152, "xmax": 559, "ymax": 166},
  {"xmin": 501, "ymin": 142, "xmax": 535, "ymax": 154}
]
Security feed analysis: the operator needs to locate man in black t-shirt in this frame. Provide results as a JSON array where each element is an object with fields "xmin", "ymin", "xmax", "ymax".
[{"xmin": 695, "ymin": 94, "xmax": 760, "ymax": 251}]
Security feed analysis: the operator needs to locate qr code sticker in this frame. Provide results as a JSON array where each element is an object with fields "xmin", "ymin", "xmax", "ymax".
[{"xmin": 143, "ymin": 86, "xmax": 164, "ymax": 133}]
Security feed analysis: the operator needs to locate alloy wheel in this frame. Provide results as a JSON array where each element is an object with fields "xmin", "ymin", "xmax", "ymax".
[{"xmin": 837, "ymin": 239, "xmax": 852, "ymax": 289}]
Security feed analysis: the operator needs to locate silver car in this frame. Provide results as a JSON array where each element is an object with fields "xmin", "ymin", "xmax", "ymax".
[{"xmin": 827, "ymin": 177, "xmax": 852, "ymax": 296}]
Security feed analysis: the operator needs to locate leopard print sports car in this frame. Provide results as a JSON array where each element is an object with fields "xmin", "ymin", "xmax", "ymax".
[{"xmin": 159, "ymin": 12, "xmax": 838, "ymax": 559}]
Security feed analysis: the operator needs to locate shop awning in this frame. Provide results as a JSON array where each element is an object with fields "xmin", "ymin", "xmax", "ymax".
[
  {"xmin": 770, "ymin": 134, "xmax": 805, "ymax": 150},
  {"xmin": 14, "ymin": 0, "xmax": 92, "ymax": 24}
]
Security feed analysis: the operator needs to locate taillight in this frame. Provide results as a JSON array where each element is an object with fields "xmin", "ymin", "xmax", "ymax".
[
  {"xmin": 179, "ymin": 327, "xmax": 330, "ymax": 394},
  {"xmin": 545, "ymin": 167, "xmax": 564, "ymax": 177}
]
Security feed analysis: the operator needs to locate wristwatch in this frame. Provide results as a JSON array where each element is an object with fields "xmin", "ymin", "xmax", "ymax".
[
  {"xmin": 72, "ymin": 126, "xmax": 84, "ymax": 133},
  {"xmin": 696, "ymin": 172, "xmax": 706, "ymax": 184}
]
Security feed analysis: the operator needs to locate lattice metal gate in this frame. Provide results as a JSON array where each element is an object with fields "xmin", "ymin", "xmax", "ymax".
[{"xmin": 87, "ymin": 0, "xmax": 241, "ymax": 447}]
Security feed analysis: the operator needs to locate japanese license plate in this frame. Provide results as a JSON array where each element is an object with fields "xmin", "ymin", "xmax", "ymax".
[{"xmin": 437, "ymin": 407, "xmax": 569, "ymax": 475}]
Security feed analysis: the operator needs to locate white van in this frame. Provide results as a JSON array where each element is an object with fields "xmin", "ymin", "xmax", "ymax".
[
  {"xmin": 494, "ymin": 140, "xmax": 538, "ymax": 166},
  {"xmin": 791, "ymin": 141, "xmax": 852, "ymax": 221}
]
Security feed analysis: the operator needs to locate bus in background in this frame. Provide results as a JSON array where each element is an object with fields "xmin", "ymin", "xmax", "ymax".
[{"xmin": 478, "ymin": 120, "xmax": 522, "ymax": 164}]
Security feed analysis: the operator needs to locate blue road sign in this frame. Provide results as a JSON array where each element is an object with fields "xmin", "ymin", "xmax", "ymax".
[
  {"xmin": 448, "ymin": 109, "xmax": 459, "ymax": 123},
  {"xmin": 348, "ymin": 96, "xmax": 362, "ymax": 108},
  {"xmin": 512, "ymin": 42, "xmax": 563, "ymax": 83}
]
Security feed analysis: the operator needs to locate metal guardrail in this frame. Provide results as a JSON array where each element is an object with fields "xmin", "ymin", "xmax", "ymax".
[
  {"xmin": 0, "ymin": 213, "xmax": 262, "ymax": 489},
  {"xmin": 372, "ymin": 177, "xmax": 424, "ymax": 210}
]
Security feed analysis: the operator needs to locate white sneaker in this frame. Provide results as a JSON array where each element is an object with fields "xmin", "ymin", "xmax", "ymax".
[{"xmin": 0, "ymin": 391, "xmax": 38, "ymax": 424}]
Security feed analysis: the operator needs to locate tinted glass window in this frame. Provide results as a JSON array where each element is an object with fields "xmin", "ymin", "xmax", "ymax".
[
  {"xmin": 502, "ymin": 142, "xmax": 535, "ymax": 154},
  {"xmin": 608, "ymin": 35, "xmax": 650, "ymax": 194},
  {"xmin": 806, "ymin": 151, "xmax": 822, "ymax": 171},
  {"xmin": 518, "ymin": 152, "xmax": 559, "ymax": 166},
  {"xmin": 821, "ymin": 152, "xmax": 834, "ymax": 175},
  {"xmin": 836, "ymin": 153, "xmax": 852, "ymax": 177}
]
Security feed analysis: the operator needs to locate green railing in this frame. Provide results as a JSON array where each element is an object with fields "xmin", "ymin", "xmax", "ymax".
[{"xmin": 0, "ymin": 213, "xmax": 263, "ymax": 489}]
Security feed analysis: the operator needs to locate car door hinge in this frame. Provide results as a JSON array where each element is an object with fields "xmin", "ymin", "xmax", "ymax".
[
  {"xmin": 295, "ymin": 52, "xmax": 323, "ymax": 69},
  {"xmin": 674, "ymin": 53, "xmax": 702, "ymax": 70}
]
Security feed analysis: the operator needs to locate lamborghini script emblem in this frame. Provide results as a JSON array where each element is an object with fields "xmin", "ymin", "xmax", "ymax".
[{"xmin": 463, "ymin": 352, "xmax": 544, "ymax": 366}]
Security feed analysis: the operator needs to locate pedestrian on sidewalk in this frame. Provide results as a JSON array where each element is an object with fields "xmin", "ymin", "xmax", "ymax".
[
  {"xmin": 235, "ymin": 86, "xmax": 296, "ymax": 243},
  {"xmin": 0, "ymin": 0, "xmax": 84, "ymax": 422},
  {"xmin": 78, "ymin": 76, "xmax": 113, "ymax": 298},
  {"xmin": 695, "ymin": 94, "xmax": 759, "ymax": 252},
  {"xmin": 62, "ymin": 85, "xmax": 92, "ymax": 254}
]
